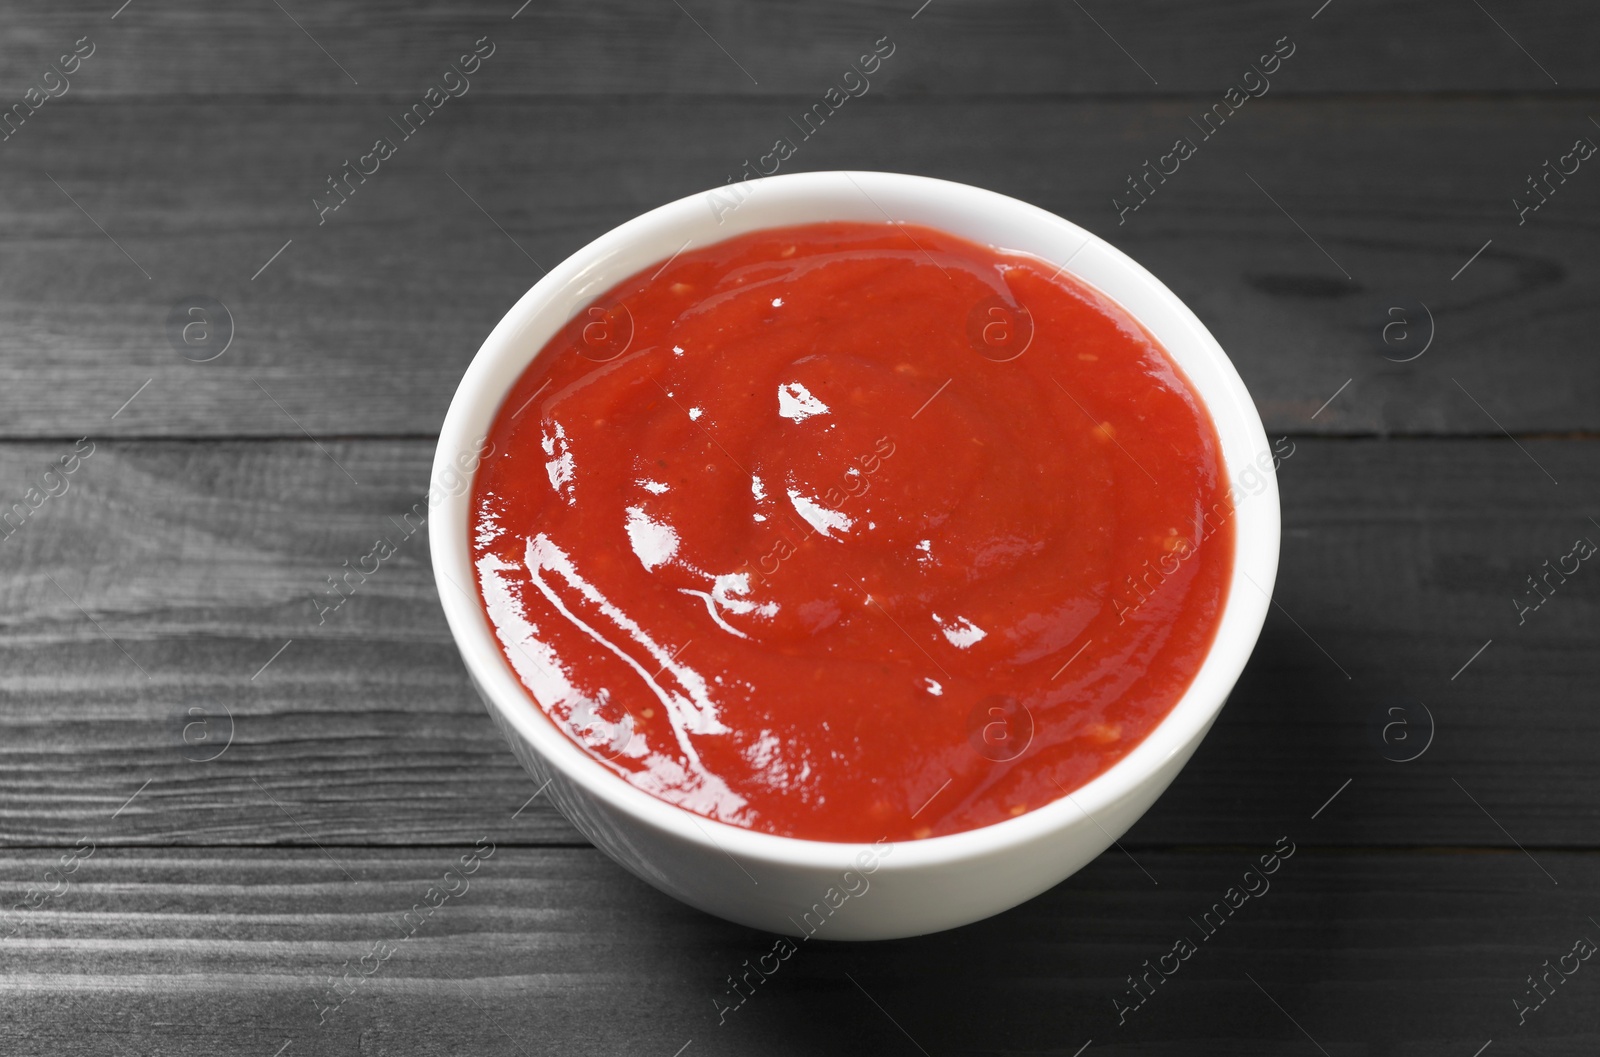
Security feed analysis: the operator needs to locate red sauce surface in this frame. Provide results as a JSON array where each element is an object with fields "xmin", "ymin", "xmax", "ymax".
[{"xmin": 471, "ymin": 221, "xmax": 1233, "ymax": 842}]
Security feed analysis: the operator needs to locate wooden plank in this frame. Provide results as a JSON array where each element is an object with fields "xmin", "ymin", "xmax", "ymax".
[
  {"xmin": 0, "ymin": 0, "xmax": 1588, "ymax": 99},
  {"xmin": 0, "ymin": 846, "xmax": 1595, "ymax": 1054},
  {"xmin": 0, "ymin": 439, "xmax": 580, "ymax": 847},
  {"xmin": 0, "ymin": 438, "xmax": 1596, "ymax": 849},
  {"xmin": 2, "ymin": 96, "xmax": 1596, "ymax": 438}
]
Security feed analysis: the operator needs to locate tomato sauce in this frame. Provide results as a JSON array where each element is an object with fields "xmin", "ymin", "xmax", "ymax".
[{"xmin": 471, "ymin": 221, "xmax": 1233, "ymax": 842}]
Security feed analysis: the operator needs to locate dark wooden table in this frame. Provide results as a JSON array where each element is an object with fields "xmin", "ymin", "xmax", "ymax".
[{"xmin": 3, "ymin": 1, "xmax": 1597, "ymax": 1053}]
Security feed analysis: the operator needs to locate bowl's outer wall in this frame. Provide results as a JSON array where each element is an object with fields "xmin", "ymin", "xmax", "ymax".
[{"xmin": 479, "ymin": 671, "xmax": 1214, "ymax": 940}]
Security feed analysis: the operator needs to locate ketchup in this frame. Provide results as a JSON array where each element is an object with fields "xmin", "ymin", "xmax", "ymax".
[{"xmin": 471, "ymin": 221, "xmax": 1233, "ymax": 842}]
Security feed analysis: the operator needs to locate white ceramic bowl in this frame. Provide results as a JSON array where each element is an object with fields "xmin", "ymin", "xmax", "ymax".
[{"xmin": 430, "ymin": 171, "xmax": 1280, "ymax": 940}]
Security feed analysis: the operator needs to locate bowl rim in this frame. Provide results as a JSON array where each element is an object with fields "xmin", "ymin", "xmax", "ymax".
[{"xmin": 430, "ymin": 169, "xmax": 1280, "ymax": 872}]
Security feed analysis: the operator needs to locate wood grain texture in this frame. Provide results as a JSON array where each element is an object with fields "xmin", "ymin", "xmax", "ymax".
[
  {"xmin": 1, "ymin": 438, "xmax": 1595, "ymax": 849},
  {"xmin": 3, "ymin": 96, "xmax": 1596, "ymax": 438},
  {"xmin": 1, "ymin": 846, "xmax": 1596, "ymax": 1055},
  {"xmin": 0, "ymin": 0, "xmax": 1588, "ymax": 98}
]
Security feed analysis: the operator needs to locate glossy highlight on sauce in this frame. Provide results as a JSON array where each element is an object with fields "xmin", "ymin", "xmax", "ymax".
[{"xmin": 471, "ymin": 221, "xmax": 1234, "ymax": 843}]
